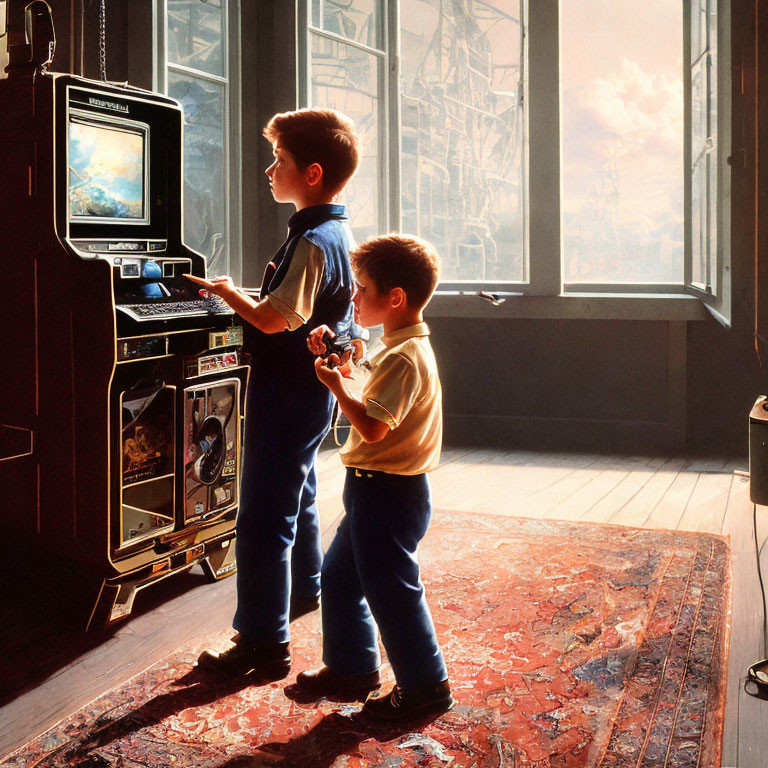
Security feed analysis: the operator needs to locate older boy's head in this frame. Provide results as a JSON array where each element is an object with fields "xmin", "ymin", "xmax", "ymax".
[
  {"xmin": 351, "ymin": 234, "xmax": 440, "ymax": 311},
  {"xmin": 263, "ymin": 108, "xmax": 360, "ymax": 195}
]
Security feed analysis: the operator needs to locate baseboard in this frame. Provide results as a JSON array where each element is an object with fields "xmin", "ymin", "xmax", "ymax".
[{"xmin": 443, "ymin": 413, "xmax": 683, "ymax": 454}]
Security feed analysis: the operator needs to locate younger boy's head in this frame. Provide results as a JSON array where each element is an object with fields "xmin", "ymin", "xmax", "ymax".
[
  {"xmin": 351, "ymin": 235, "xmax": 440, "ymax": 325},
  {"xmin": 263, "ymin": 108, "xmax": 360, "ymax": 201}
]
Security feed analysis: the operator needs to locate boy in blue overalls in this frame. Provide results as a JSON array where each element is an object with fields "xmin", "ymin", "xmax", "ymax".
[
  {"xmin": 186, "ymin": 108, "xmax": 360, "ymax": 678},
  {"xmin": 303, "ymin": 234, "xmax": 453, "ymax": 721}
]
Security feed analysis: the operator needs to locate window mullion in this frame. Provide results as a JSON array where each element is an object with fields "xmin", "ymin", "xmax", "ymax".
[
  {"xmin": 297, "ymin": 0, "xmax": 310, "ymax": 107},
  {"xmin": 526, "ymin": 0, "xmax": 560, "ymax": 295},
  {"xmin": 683, "ymin": 0, "xmax": 693, "ymax": 290},
  {"xmin": 228, "ymin": 0, "xmax": 242, "ymax": 283},
  {"xmin": 387, "ymin": 0, "xmax": 400, "ymax": 233},
  {"xmin": 684, "ymin": 0, "xmax": 731, "ymax": 326},
  {"xmin": 520, "ymin": 0, "xmax": 528, "ymax": 278},
  {"xmin": 153, "ymin": 0, "xmax": 168, "ymax": 93},
  {"xmin": 716, "ymin": 0, "xmax": 732, "ymax": 323}
]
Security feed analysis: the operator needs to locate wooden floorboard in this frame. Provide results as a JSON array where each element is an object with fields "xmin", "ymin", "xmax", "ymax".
[
  {"xmin": 608, "ymin": 456, "xmax": 689, "ymax": 528},
  {"xmin": 720, "ymin": 474, "xmax": 768, "ymax": 768},
  {"xmin": 515, "ymin": 454, "xmax": 606, "ymax": 518},
  {"xmin": 644, "ymin": 469, "xmax": 701, "ymax": 531},
  {"xmin": 433, "ymin": 451, "xmax": 606, "ymax": 515},
  {"xmin": 582, "ymin": 457, "xmax": 665, "ymax": 524},
  {"xmin": 677, "ymin": 471, "xmax": 734, "ymax": 534},
  {"xmin": 1, "ymin": 447, "xmax": 765, "ymax": 767},
  {"xmin": 0, "ymin": 570, "xmax": 237, "ymax": 761},
  {"xmin": 551, "ymin": 467, "xmax": 631, "ymax": 521},
  {"xmin": 733, "ymin": 682, "xmax": 768, "ymax": 768}
]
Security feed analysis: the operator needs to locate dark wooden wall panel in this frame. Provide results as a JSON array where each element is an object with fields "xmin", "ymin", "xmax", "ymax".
[{"xmin": 429, "ymin": 318, "xmax": 677, "ymax": 452}]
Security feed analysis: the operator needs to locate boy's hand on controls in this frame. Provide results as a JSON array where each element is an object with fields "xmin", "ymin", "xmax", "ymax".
[
  {"xmin": 307, "ymin": 324, "xmax": 333, "ymax": 356},
  {"xmin": 349, "ymin": 338, "xmax": 365, "ymax": 362},
  {"xmin": 314, "ymin": 355, "xmax": 344, "ymax": 389},
  {"xmin": 183, "ymin": 273, "xmax": 235, "ymax": 298}
]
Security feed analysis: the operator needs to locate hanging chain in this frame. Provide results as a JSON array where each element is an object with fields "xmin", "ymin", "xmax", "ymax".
[{"xmin": 98, "ymin": 0, "xmax": 107, "ymax": 81}]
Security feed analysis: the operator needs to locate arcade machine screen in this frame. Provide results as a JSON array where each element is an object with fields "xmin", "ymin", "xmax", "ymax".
[
  {"xmin": 68, "ymin": 117, "xmax": 149, "ymax": 224},
  {"xmin": 68, "ymin": 115, "xmax": 210, "ymax": 306}
]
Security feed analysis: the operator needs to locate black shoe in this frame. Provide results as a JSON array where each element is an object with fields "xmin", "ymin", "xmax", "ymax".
[
  {"xmin": 296, "ymin": 666, "xmax": 381, "ymax": 699},
  {"xmin": 362, "ymin": 679, "xmax": 454, "ymax": 722},
  {"xmin": 289, "ymin": 594, "xmax": 320, "ymax": 622},
  {"xmin": 196, "ymin": 635, "xmax": 291, "ymax": 679}
]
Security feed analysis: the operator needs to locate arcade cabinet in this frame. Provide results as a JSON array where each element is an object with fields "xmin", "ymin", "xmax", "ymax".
[{"xmin": 0, "ymin": 1, "xmax": 247, "ymax": 628}]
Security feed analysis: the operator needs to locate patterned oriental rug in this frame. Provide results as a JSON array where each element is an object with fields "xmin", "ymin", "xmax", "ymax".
[{"xmin": 3, "ymin": 513, "xmax": 731, "ymax": 768}]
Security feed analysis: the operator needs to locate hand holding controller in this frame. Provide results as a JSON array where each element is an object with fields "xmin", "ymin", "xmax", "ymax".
[{"xmin": 321, "ymin": 331, "xmax": 354, "ymax": 369}]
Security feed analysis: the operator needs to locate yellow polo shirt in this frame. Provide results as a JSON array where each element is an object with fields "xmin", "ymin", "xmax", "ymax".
[{"xmin": 339, "ymin": 323, "xmax": 442, "ymax": 475}]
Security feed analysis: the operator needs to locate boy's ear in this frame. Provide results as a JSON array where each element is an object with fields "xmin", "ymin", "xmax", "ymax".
[
  {"xmin": 390, "ymin": 286, "xmax": 406, "ymax": 309},
  {"xmin": 305, "ymin": 162, "xmax": 324, "ymax": 188}
]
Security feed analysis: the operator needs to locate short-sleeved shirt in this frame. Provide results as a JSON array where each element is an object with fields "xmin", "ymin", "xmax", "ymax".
[
  {"xmin": 244, "ymin": 204, "xmax": 355, "ymax": 384},
  {"xmin": 267, "ymin": 237, "xmax": 326, "ymax": 331},
  {"xmin": 340, "ymin": 323, "xmax": 442, "ymax": 475}
]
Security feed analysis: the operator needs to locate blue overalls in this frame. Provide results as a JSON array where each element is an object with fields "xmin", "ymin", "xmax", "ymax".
[{"xmin": 233, "ymin": 204, "xmax": 354, "ymax": 645}]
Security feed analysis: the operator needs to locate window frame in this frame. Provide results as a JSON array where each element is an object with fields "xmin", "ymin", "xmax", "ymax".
[
  {"xmin": 683, "ymin": 0, "xmax": 732, "ymax": 326},
  {"xmin": 300, "ymin": 0, "xmax": 394, "ymax": 236},
  {"xmin": 296, "ymin": 0, "xmax": 727, "ymax": 322},
  {"xmin": 153, "ymin": 0, "xmax": 243, "ymax": 283}
]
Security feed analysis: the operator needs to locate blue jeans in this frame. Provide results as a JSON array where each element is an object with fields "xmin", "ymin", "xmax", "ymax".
[
  {"xmin": 321, "ymin": 468, "xmax": 448, "ymax": 689},
  {"xmin": 233, "ymin": 376, "xmax": 334, "ymax": 644}
]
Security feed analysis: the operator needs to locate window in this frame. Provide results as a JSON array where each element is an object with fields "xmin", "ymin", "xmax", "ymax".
[
  {"xmin": 400, "ymin": 1, "xmax": 525, "ymax": 283},
  {"xmin": 685, "ymin": 0, "xmax": 729, "ymax": 323},
  {"xmin": 298, "ymin": 1, "xmax": 729, "ymax": 319},
  {"xmin": 303, "ymin": 0, "xmax": 387, "ymax": 242},
  {"xmin": 155, "ymin": 0, "xmax": 241, "ymax": 280},
  {"xmin": 560, "ymin": 1, "xmax": 683, "ymax": 285},
  {"xmin": 302, "ymin": 0, "xmax": 525, "ymax": 284}
]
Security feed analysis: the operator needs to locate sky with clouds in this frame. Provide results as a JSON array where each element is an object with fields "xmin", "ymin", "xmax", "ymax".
[
  {"xmin": 69, "ymin": 122, "xmax": 145, "ymax": 219},
  {"xmin": 560, "ymin": 0, "xmax": 684, "ymax": 281}
]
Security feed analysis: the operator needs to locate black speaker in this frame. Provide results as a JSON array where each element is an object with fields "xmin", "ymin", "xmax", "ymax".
[{"xmin": 749, "ymin": 396, "xmax": 768, "ymax": 504}]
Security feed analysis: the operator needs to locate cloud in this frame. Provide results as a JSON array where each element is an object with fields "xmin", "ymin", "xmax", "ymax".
[
  {"xmin": 71, "ymin": 122, "xmax": 143, "ymax": 184},
  {"xmin": 580, "ymin": 59, "xmax": 683, "ymax": 151}
]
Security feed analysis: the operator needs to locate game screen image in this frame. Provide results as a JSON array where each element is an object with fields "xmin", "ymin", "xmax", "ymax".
[
  {"xmin": 68, "ymin": 118, "xmax": 147, "ymax": 222},
  {"xmin": 121, "ymin": 387, "xmax": 173, "ymax": 486},
  {"xmin": 120, "ymin": 386, "xmax": 175, "ymax": 545}
]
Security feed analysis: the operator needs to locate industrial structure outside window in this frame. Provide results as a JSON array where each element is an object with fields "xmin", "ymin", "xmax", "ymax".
[{"xmin": 299, "ymin": 0, "xmax": 729, "ymax": 324}]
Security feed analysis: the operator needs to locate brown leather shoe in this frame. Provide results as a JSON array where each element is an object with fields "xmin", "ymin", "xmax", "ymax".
[
  {"xmin": 362, "ymin": 679, "xmax": 454, "ymax": 721},
  {"xmin": 295, "ymin": 665, "xmax": 381, "ymax": 698},
  {"xmin": 196, "ymin": 635, "xmax": 291, "ymax": 679}
]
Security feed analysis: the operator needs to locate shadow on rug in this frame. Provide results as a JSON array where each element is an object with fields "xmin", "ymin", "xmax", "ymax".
[{"xmin": 3, "ymin": 513, "xmax": 731, "ymax": 768}]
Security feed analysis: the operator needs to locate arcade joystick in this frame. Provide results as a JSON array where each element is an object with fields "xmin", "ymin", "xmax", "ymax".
[{"xmin": 321, "ymin": 332, "xmax": 354, "ymax": 369}]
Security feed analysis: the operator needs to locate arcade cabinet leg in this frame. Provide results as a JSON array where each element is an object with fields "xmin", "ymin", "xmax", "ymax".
[{"xmin": 201, "ymin": 537, "xmax": 237, "ymax": 582}]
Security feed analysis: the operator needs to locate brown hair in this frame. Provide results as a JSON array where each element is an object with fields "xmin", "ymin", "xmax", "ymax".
[
  {"xmin": 351, "ymin": 234, "xmax": 441, "ymax": 310},
  {"xmin": 263, "ymin": 108, "xmax": 360, "ymax": 194}
]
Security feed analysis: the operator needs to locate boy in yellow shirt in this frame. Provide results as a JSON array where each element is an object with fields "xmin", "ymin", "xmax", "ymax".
[{"xmin": 302, "ymin": 234, "xmax": 453, "ymax": 721}]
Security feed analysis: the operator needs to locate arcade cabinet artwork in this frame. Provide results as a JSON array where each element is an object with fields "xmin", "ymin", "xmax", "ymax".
[{"xmin": 0, "ymin": 1, "xmax": 248, "ymax": 628}]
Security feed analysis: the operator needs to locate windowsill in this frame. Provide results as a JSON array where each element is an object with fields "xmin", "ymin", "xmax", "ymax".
[{"xmin": 426, "ymin": 292, "xmax": 709, "ymax": 321}]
